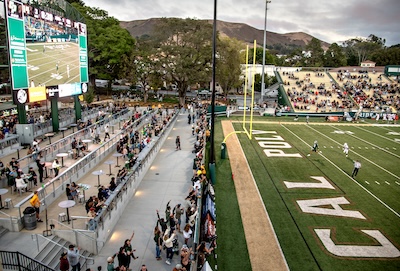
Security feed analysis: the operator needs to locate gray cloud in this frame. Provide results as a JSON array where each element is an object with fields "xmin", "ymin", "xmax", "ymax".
[{"xmin": 82, "ymin": 0, "xmax": 400, "ymax": 46}]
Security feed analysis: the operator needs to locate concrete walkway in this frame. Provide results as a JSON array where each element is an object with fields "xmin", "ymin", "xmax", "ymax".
[{"xmin": 0, "ymin": 111, "xmax": 196, "ymax": 271}]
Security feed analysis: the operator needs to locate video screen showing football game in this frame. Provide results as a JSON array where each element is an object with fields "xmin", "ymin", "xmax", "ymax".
[{"xmin": 5, "ymin": 0, "xmax": 87, "ymax": 90}]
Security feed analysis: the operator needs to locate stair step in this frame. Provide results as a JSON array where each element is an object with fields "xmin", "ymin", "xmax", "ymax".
[
  {"xmin": 0, "ymin": 227, "xmax": 9, "ymax": 238},
  {"xmin": 35, "ymin": 236, "xmax": 61, "ymax": 262}
]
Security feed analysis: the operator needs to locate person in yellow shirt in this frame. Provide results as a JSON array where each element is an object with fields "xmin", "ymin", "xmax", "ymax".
[{"xmin": 29, "ymin": 191, "xmax": 43, "ymax": 222}]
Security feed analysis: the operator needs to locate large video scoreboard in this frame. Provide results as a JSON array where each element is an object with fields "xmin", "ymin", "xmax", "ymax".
[{"xmin": 4, "ymin": 0, "xmax": 88, "ymax": 103}]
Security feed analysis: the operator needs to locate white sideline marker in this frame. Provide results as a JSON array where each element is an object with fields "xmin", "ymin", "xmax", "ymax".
[
  {"xmin": 365, "ymin": 181, "xmax": 370, "ymax": 185},
  {"xmin": 330, "ymin": 146, "xmax": 333, "ymax": 148},
  {"xmin": 395, "ymin": 182, "xmax": 400, "ymax": 186},
  {"xmin": 324, "ymin": 146, "xmax": 326, "ymax": 148},
  {"xmin": 385, "ymin": 181, "xmax": 390, "ymax": 185},
  {"xmin": 365, "ymin": 147, "xmax": 368, "ymax": 149},
  {"xmin": 372, "ymin": 147, "xmax": 375, "ymax": 149},
  {"xmin": 375, "ymin": 181, "xmax": 380, "ymax": 185},
  {"xmin": 393, "ymin": 147, "xmax": 397, "ymax": 150},
  {"xmin": 358, "ymin": 147, "xmax": 362, "ymax": 149}
]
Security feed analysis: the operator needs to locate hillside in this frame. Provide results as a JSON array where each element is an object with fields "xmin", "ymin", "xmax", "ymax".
[{"xmin": 120, "ymin": 18, "xmax": 330, "ymax": 51}]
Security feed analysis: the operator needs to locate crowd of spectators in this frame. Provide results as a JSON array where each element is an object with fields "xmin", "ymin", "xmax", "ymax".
[
  {"xmin": 282, "ymin": 71, "xmax": 374, "ymax": 112},
  {"xmin": 337, "ymin": 70, "xmax": 400, "ymax": 111}
]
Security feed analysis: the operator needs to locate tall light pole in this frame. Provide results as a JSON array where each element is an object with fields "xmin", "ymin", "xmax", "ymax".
[
  {"xmin": 261, "ymin": 0, "xmax": 271, "ymax": 104},
  {"xmin": 209, "ymin": 0, "xmax": 217, "ymax": 184}
]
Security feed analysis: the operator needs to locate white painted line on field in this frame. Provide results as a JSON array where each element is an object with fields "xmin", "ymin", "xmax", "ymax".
[
  {"xmin": 394, "ymin": 148, "xmax": 397, "ymax": 150},
  {"xmin": 365, "ymin": 147, "xmax": 368, "ymax": 149},
  {"xmin": 358, "ymin": 147, "xmax": 362, "ymax": 149},
  {"xmin": 356, "ymin": 126, "xmax": 400, "ymax": 144},
  {"xmin": 365, "ymin": 181, "xmax": 370, "ymax": 185},
  {"xmin": 372, "ymin": 147, "xmax": 375, "ymax": 149},
  {"xmin": 375, "ymin": 181, "xmax": 380, "ymax": 185},
  {"xmin": 340, "ymin": 125, "xmax": 400, "ymax": 158},
  {"xmin": 324, "ymin": 146, "xmax": 326, "ymax": 148},
  {"xmin": 330, "ymin": 146, "xmax": 333, "ymax": 148},
  {"xmin": 386, "ymin": 147, "xmax": 390, "ymax": 150},
  {"xmin": 281, "ymin": 124, "xmax": 400, "ymax": 219},
  {"xmin": 385, "ymin": 181, "xmax": 390, "ymax": 185},
  {"xmin": 396, "ymin": 182, "xmax": 400, "ymax": 186},
  {"xmin": 327, "ymin": 125, "xmax": 400, "ymax": 159}
]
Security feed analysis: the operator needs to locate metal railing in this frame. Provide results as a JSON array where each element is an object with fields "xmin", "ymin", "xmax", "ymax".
[
  {"xmin": 14, "ymin": 108, "xmax": 131, "ymax": 177},
  {"xmin": 0, "ymin": 250, "xmax": 55, "ymax": 271},
  {"xmin": 14, "ymin": 110, "xmax": 152, "ymax": 218},
  {"xmin": 0, "ymin": 209, "xmax": 21, "ymax": 231},
  {"xmin": 93, "ymin": 110, "xmax": 178, "ymax": 234},
  {"xmin": 32, "ymin": 234, "xmax": 95, "ymax": 269},
  {"xmin": 39, "ymin": 219, "xmax": 102, "ymax": 256},
  {"xmin": 0, "ymin": 134, "xmax": 20, "ymax": 156}
]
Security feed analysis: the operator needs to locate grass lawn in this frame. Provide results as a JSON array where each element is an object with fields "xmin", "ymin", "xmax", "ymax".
[{"xmin": 211, "ymin": 116, "xmax": 400, "ymax": 271}]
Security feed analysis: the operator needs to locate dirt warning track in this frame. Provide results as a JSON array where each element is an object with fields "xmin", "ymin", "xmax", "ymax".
[{"xmin": 221, "ymin": 120, "xmax": 288, "ymax": 271}]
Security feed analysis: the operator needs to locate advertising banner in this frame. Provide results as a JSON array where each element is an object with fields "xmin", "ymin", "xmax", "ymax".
[{"xmin": 28, "ymin": 86, "xmax": 47, "ymax": 102}]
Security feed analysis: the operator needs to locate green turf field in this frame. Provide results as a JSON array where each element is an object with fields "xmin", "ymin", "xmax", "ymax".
[
  {"xmin": 26, "ymin": 42, "xmax": 80, "ymax": 87},
  {"xmin": 214, "ymin": 117, "xmax": 400, "ymax": 271}
]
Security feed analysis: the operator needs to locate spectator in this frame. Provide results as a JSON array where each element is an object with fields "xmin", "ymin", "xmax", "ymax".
[
  {"xmin": 154, "ymin": 226, "xmax": 163, "ymax": 261},
  {"xmin": 66, "ymin": 184, "xmax": 73, "ymax": 200},
  {"xmin": 117, "ymin": 247, "xmax": 129, "ymax": 270},
  {"xmin": 67, "ymin": 244, "xmax": 81, "ymax": 271},
  {"xmin": 52, "ymin": 158, "xmax": 61, "ymax": 177},
  {"xmin": 59, "ymin": 252, "xmax": 69, "ymax": 271},
  {"xmin": 163, "ymin": 227, "xmax": 176, "ymax": 265},
  {"xmin": 35, "ymin": 159, "xmax": 45, "ymax": 183},
  {"xmin": 107, "ymin": 254, "xmax": 116, "ymax": 271},
  {"xmin": 29, "ymin": 191, "xmax": 43, "ymax": 222},
  {"xmin": 27, "ymin": 167, "xmax": 38, "ymax": 186},
  {"xmin": 109, "ymin": 177, "xmax": 117, "ymax": 191}
]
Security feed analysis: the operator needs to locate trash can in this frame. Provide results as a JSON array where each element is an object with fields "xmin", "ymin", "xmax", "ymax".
[
  {"xmin": 23, "ymin": 206, "xmax": 37, "ymax": 230},
  {"xmin": 221, "ymin": 142, "xmax": 226, "ymax": 159}
]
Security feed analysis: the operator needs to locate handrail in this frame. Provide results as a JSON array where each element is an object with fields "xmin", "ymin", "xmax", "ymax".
[
  {"xmin": 0, "ymin": 250, "xmax": 55, "ymax": 271},
  {"xmin": 48, "ymin": 218, "xmax": 104, "ymax": 254},
  {"xmin": 93, "ymin": 110, "xmax": 179, "ymax": 230},
  {"xmin": 14, "ymin": 108, "xmax": 131, "ymax": 176},
  {"xmin": 33, "ymin": 233, "xmax": 95, "ymax": 265},
  {"xmin": 14, "ymin": 110, "xmax": 152, "ymax": 212}
]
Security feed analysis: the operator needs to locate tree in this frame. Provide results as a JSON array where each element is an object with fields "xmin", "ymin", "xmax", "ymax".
[
  {"xmin": 324, "ymin": 43, "xmax": 347, "ymax": 67},
  {"xmin": 153, "ymin": 18, "xmax": 213, "ymax": 106},
  {"xmin": 371, "ymin": 47, "xmax": 400, "ymax": 66},
  {"xmin": 216, "ymin": 37, "xmax": 243, "ymax": 96},
  {"xmin": 305, "ymin": 38, "xmax": 324, "ymax": 67},
  {"xmin": 84, "ymin": 86, "xmax": 95, "ymax": 104},
  {"xmin": 71, "ymin": 4, "xmax": 135, "ymax": 90},
  {"xmin": 247, "ymin": 47, "xmax": 275, "ymax": 64},
  {"xmin": 123, "ymin": 36, "xmax": 161, "ymax": 102},
  {"xmin": 342, "ymin": 35, "xmax": 385, "ymax": 65}
]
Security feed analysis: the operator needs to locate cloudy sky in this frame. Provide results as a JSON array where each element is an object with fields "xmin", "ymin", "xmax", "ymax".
[{"xmin": 82, "ymin": 0, "xmax": 400, "ymax": 46}]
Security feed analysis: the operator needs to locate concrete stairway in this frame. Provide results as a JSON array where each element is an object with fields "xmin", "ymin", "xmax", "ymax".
[{"xmin": 34, "ymin": 235, "xmax": 93, "ymax": 270}]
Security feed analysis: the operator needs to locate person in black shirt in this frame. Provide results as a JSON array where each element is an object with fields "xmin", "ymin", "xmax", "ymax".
[
  {"xmin": 9, "ymin": 157, "xmax": 19, "ymax": 170},
  {"xmin": 28, "ymin": 167, "xmax": 38, "ymax": 186},
  {"xmin": 36, "ymin": 159, "xmax": 45, "ymax": 183}
]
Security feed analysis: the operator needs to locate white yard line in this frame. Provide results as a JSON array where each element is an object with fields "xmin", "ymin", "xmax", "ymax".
[
  {"xmin": 281, "ymin": 124, "xmax": 400, "ymax": 219},
  {"xmin": 329, "ymin": 125, "xmax": 400, "ymax": 159},
  {"xmin": 354, "ymin": 126, "xmax": 400, "ymax": 144},
  {"xmin": 309, "ymin": 125, "xmax": 400, "ymax": 179}
]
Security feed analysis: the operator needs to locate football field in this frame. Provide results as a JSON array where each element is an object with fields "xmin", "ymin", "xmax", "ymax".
[
  {"xmin": 26, "ymin": 42, "xmax": 81, "ymax": 87},
  {"xmin": 214, "ymin": 117, "xmax": 400, "ymax": 271}
]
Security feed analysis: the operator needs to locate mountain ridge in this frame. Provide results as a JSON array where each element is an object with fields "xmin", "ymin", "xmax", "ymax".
[{"xmin": 119, "ymin": 18, "xmax": 331, "ymax": 51}]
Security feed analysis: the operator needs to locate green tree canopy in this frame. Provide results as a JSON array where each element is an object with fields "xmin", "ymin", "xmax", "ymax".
[
  {"xmin": 153, "ymin": 18, "xmax": 213, "ymax": 106},
  {"xmin": 305, "ymin": 38, "xmax": 324, "ymax": 67},
  {"xmin": 216, "ymin": 37, "xmax": 243, "ymax": 96},
  {"xmin": 324, "ymin": 43, "xmax": 347, "ymax": 67},
  {"xmin": 71, "ymin": 3, "xmax": 135, "ymax": 88}
]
